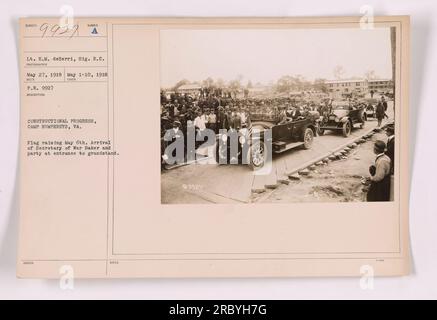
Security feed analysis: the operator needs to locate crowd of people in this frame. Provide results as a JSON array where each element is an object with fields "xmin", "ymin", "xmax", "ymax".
[
  {"xmin": 160, "ymin": 88, "xmax": 325, "ymax": 166},
  {"xmin": 161, "ymin": 86, "xmax": 395, "ymax": 202},
  {"xmin": 161, "ymin": 90, "xmax": 249, "ymax": 137},
  {"xmin": 160, "ymin": 88, "xmax": 331, "ymax": 139}
]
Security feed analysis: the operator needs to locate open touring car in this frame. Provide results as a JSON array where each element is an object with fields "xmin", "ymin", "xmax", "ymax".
[
  {"xmin": 216, "ymin": 111, "xmax": 319, "ymax": 170},
  {"xmin": 318, "ymin": 100, "xmax": 366, "ymax": 137}
]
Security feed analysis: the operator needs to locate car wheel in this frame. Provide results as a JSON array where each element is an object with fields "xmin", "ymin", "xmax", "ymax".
[
  {"xmin": 303, "ymin": 128, "xmax": 314, "ymax": 149},
  {"xmin": 342, "ymin": 121, "xmax": 352, "ymax": 137},
  {"xmin": 248, "ymin": 141, "xmax": 267, "ymax": 170}
]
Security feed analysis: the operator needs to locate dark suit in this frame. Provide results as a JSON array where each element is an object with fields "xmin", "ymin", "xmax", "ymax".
[
  {"xmin": 217, "ymin": 109, "xmax": 226, "ymax": 130},
  {"xmin": 382, "ymin": 101, "xmax": 389, "ymax": 119},
  {"xmin": 376, "ymin": 102, "xmax": 385, "ymax": 126},
  {"xmin": 290, "ymin": 109, "xmax": 302, "ymax": 120},
  {"xmin": 224, "ymin": 112, "xmax": 232, "ymax": 130},
  {"xmin": 367, "ymin": 154, "xmax": 391, "ymax": 202},
  {"xmin": 230, "ymin": 113, "xmax": 242, "ymax": 130},
  {"xmin": 386, "ymin": 136, "xmax": 395, "ymax": 174}
]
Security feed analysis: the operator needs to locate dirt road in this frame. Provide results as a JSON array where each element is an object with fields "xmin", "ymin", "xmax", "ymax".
[{"xmin": 254, "ymin": 130, "xmax": 389, "ymax": 203}]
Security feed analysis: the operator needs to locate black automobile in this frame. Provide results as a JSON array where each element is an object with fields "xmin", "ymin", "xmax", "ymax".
[
  {"xmin": 362, "ymin": 98, "xmax": 378, "ymax": 119},
  {"xmin": 318, "ymin": 101, "xmax": 366, "ymax": 137},
  {"xmin": 216, "ymin": 111, "xmax": 319, "ymax": 170}
]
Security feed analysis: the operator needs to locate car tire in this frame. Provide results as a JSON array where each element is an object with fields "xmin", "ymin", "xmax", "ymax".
[
  {"xmin": 357, "ymin": 110, "xmax": 365, "ymax": 123},
  {"xmin": 247, "ymin": 141, "xmax": 267, "ymax": 170},
  {"xmin": 342, "ymin": 121, "xmax": 352, "ymax": 137},
  {"xmin": 303, "ymin": 128, "xmax": 314, "ymax": 149}
]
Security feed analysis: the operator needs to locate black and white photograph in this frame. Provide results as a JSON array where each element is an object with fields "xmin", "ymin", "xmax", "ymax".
[{"xmin": 160, "ymin": 27, "xmax": 397, "ymax": 204}]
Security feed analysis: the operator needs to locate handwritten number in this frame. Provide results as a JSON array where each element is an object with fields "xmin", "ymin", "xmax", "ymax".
[
  {"xmin": 69, "ymin": 25, "xmax": 79, "ymax": 39},
  {"xmin": 40, "ymin": 23, "xmax": 49, "ymax": 38},
  {"xmin": 39, "ymin": 23, "xmax": 79, "ymax": 39},
  {"xmin": 50, "ymin": 24, "xmax": 60, "ymax": 36}
]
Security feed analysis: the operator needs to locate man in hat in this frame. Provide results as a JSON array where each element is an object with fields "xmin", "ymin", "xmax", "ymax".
[
  {"xmin": 160, "ymin": 109, "xmax": 172, "ymax": 136},
  {"xmin": 239, "ymin": 106, "xmax": 251, "ymax": 128},
  {"xmin": 290, "ymin": 106, "xmax": 302, "ymax": 121},
  {"xmin": 277, "ymin": 106, "xmax": 288, "ymax": 125},
  {"xmin": 230, "ymin": 106, "xmax": 242, "ymax": 130},
  {"xmin": 222, "ymin": 106, "xmax": 230, "ymax": 130},
  {"xmin": 375, "ymin": 98, "xmax": 385, "ymax": 127},
  {"xmin": 217, "ymin": 106, "xmax": 225, "ymax": 130},
  {"xmin": 381, "ymin": 96, "xmax": 388, "ymax": 111},
  {"xmin": 163, "ymin": 120, "xmax": 184, "ymax": 164},
  {"xmin": 194, "ymin": 110, "xmax": 206, "ymax": 130},
  {"xmin": 204, "ymin": 108, "xmax": 211, "ymax": 129},
  {"xmin": 385, "ymin": 124, "xmax": 395, "ymax": 174},
  {"xmin": 194, "ymin": 110, "xmax": 207, "ymax": 148},
  {"xmin": 366, "ymin": 140, "xmax": 391, "ymax": 201},
  {"xmin": 208, "ymin": 108, "xmax": 217, "ymax": 133}
]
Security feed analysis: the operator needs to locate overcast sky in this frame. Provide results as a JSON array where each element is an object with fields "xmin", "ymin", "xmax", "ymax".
[{"xmin": 160, "ymin": 27, "xmax": 393, "ymax": 88}]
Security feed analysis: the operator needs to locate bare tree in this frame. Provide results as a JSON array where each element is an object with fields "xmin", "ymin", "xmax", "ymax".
[
  {"xmin": 313, "ymin": 78, "xmax": 328, "ymax": 93},
  {"xmin": 202, "ymin": 77, "xmax": 214, "ymax": 88},
  {"xmin": 173, "ymin": 79, "xmax": 190, "ymax": 90},
  {"xmin": 333, "ymin": 65, "xmax": 345, "ymax": 80},
  {"xmin": 216, "ymin": 78, "xmax": 225, "ymax": 88},
  {"xmin": 364, "ymin": 70, "xmax": 377, "ymax": 80}
]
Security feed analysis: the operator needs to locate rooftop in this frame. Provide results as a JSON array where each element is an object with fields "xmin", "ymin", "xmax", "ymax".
[
  {"xmin": 178, "ymin": 84, "xmax": 202, "ymax": 90},
  {"xmin": 326, "ymin": 79, "xmax": 366, "ymax": 84}
]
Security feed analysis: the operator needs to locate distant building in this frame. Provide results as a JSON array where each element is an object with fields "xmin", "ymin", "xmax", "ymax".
[
  {"xmin": 326, "ymin": 79, "xmax": 368, "ymax": 94},
  {"xmin": 177, "ymin": 84, "xmax": 202, "ymax": 95},
  {"xmin": 326, "ymin": 78, "xmax": 394, "ymax": 96},
  {"xmin": 367, "ymin": 79, "xmax": 394, "ymax": 93}
]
